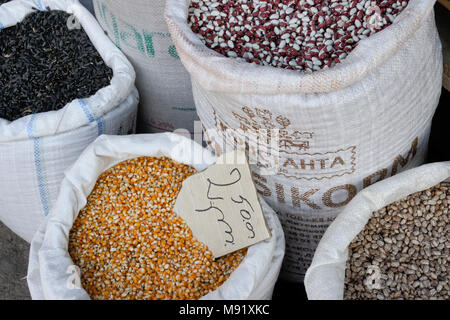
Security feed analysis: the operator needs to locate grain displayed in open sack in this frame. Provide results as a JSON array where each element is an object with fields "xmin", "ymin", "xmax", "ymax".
[
  {"xmin": 189, "ymin": 0, "xmax": 410, "ymax": 72},
  {"xmin": 344, "ymin": 183, "xmax": 449, "ymax": 300},
  {"xmin": 0, "ymin": 10, "xmax": 112, "ymax": 121},
  {"xmin": 68, "ymin": 156, "xmax": 247, "ymax": 300}
]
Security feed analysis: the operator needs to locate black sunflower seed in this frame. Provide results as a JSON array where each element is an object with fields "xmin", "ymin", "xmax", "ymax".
[{"xmin": 0, "ymin": 10, "xmax": 113, "ymax": 122}]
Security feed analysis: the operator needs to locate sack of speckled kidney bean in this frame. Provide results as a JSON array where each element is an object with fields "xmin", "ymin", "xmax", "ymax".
[
  {"xmin": 305, "ymin": 161, "xmax": 450, "ymax": 300},
  {"xmin": 166, "ymin": 0, "xmax": 443, "ymax": 282}
]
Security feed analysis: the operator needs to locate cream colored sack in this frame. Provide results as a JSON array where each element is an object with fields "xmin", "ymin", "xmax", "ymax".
[
  {"xmin": 166, "ymin": 0, "xmax": 443, "ymax": 281},
  {"xmin": 304, "ymin": 161, "xmax": 450, "ymax": 300},
  {"xmin": 27, "ymin": 133, "xmax": 285, "ymax": 300}
]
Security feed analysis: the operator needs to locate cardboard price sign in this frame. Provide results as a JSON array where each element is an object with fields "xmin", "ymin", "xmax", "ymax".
[{"xmin": 174, "ymin": 150, "xmax": 271, "ymax": 258}]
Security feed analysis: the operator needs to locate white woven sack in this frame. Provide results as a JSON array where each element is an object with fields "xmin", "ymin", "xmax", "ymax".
[
  {"xmin": 0, "ymin": 0, "xmax": 138, "ymax": 242},
  {"xmin": 304, "ymin": 161, "xmax": 450, "ymax": 300},
  {"xmin": 166, "ymin": 0, "xmax": 443, "ymax": 281},
  {"xmin": 27, "ymin": 133, "xmax": 285, "ymax": 300},
  {"xmin": 93, "ymin": 0, "xmax": 199, "ymax": 135}
]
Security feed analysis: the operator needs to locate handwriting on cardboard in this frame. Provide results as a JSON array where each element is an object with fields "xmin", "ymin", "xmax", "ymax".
[{"xmin": 174, "ymin": 150, "xmax": 271, "ymax": 258}]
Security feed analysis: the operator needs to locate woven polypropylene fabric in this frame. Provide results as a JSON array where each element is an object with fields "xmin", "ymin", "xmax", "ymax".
[
  {"xmin": 94, "ymin": 0, "xmax": 199, "ymax": 135},
  {"xmin": 0, "ymin": 91, "xmax": 138, "ymax": 242}
]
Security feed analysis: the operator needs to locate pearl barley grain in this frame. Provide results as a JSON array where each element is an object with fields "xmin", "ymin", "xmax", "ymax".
[{"xmin": 68, "ymin": 157, "xmax": 247, "ymax": 300}]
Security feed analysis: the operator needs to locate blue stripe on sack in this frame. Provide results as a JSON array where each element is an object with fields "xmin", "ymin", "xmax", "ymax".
[
  {"xmin": 78, "ymin": 99, "xmax": 104, "ymax": 136},
  {"xmin": 27, "ymin": 115, "xmax": 51, "ymax": 216},
  {"xmin": 78, "ymin": 98, "xmax": 95, "ymax": 122},
  {"xmin": 26, "ymin": 115, "xmax": 35, "ymax": 141},
  {"xmin": 97, "ymin": 117, "xmax": 104, "ymax": 136},
  {"xmin": 0, "ymin": 21, "xmax": 4, "ymax": 30}
]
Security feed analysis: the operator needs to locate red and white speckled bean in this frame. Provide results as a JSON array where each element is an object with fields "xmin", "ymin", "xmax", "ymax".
[{"xmin": 188, "ymin": 0, "xmax": 409, "ymax": 73}]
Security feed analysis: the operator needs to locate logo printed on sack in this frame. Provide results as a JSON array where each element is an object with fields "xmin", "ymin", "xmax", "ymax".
[
  {"xmin": 232, "ymin": 106, "xmax": 314, "ymax": 152},
  {"xmin": 211, "ymin": 106, "xmax": 357, "ymax": 180}
]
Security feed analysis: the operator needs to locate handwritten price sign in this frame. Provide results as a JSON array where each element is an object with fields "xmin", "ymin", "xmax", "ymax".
[{"xmin": 174, "ymin": 150, "xmax": 271, "ymax": 258}]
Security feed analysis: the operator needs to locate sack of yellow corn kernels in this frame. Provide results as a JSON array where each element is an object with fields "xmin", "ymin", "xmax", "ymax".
[{"xmin": 27, "ymin": 133, "xmax": 285, "ymax": 300}]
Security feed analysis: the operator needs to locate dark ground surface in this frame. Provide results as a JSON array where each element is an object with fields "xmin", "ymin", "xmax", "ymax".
[{"xmin": 0, "ymin": 223, "xmax": 30, "ymax": 300}]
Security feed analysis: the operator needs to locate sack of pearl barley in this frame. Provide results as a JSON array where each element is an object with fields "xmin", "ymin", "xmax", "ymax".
[
  {"xmin": 304, "ymin": 161, "xmax": 450, "ymax": 300},
  {"xmin": 166, "ymin": 0, "xmax": 443, "ymax": 282},
  {"xmin": 93, "ymin": 0, "xmax": 199, "ymax": 135}
]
